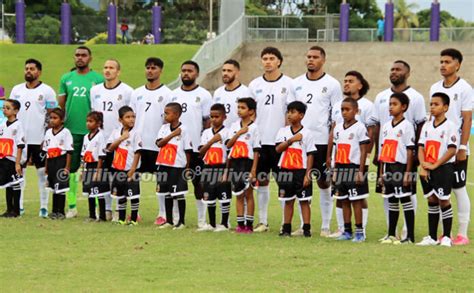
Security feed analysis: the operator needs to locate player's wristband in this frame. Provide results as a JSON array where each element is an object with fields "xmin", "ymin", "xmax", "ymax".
[{"xmin": 459, "ymin": 144, "xmax": 468, "ymax": 151}]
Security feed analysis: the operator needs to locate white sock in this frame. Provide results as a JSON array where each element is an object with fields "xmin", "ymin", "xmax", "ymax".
[
  {"xmin": 104, "ymin": 193, "xmax": 112, "ymax": 211},
  {"xmin": 280, "ymin": 200, "xmax": 285, "ymax": 224},
  {"xmin": 158, "ymin": 194, "xmax": 166, "ymax": 217},
  {"xmin": 173, "ymin": 199, "xmax": 179, "ymax": 225},
  {"xmin": 362, "ymin": 208, "xmax": 368, "ymax": 234},
  {"xmin": 411, "ymin": 193, "xmax": 417, "ymax": 214},
  {"xmin": 37, "ymin": 168, "xmax": 48, "ymax": 209},
  {"xmin": 297, "ymin": 201, "xmax": 303, "ymax": 228},
  {"xmin": 383, "ymin": 197, "xmax": 389, "ymax": 228},
  {"xmin": 196, "ymin": 199, "xmax": 207, "ymax": 224},
  {"xmin": 257, "ymin": 186, "xmax": 270, "ymax": 225},
  {"xmin": 20, "ymin": 173, "xmax": 25, "ymax": 210},
  {"xmin": 454, "ymin": 187, "xmax": 471, "ymax": 237},
  {"xmin": 336, "ymin": 206, "xmax": 344, "ymax": 231},
  {"xmin": 319, "ymin": 187, "xmax": 332, "ymax": 230}
]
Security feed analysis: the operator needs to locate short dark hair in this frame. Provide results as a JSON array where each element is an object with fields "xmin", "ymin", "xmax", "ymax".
[
  {"xmin": 118, "ymin": 105, "xmax": 134, "ymax": 119},
  {"xmin": 210, "ymin": 103, "xmax": 226, "ymax": 114},
  {"xmin": 87, "ymin": 111, "xmax": 104, "ymax": 129},
  {"xmin": 165, "ymin": 102, "xmax": 183, "ymax": 116},
  {"xmin": 287, "ymin": 101, "xmax": 306, "ymax": 114},
  {"xmin": 394, "ymin": 60, "xmax": 410, "ymax": 71},
  {"xmin": 223, "ymin": 59, "xmax": 240, "ymax": 70},
  {"xmin": 145, "ymin": 57, "xmax": 164, "ymax": 69},
  {"xmin": 345, "ymin": 70, "xmax": 370, "ymax": 97},
  {"xmin": 308, "ymin": 45, "xmax": 326, "ymax": 58},
  {"xmin": 25, "ymin": 58, "xmax": 42, "ymax": 71},
  {"xmin": 76, "ymin": 46, "xmax": 91, "ymax": 55},
  {"xmin": 237, "ymin": 97, "xmax": 256, "ymax": 111},
  {"xmin": 261, "ymin": 47, "xmax": 283, "ymax": 65},
  {"xmin": 50, "ymin": 107, "xmax": 65, "ymax": 120},
  {"xmin": 431, "ymin": 92, "xmax": 450, "ymax": 106},
  {"xmin": 342, "ymin": 97, "xmax": 358, "ymax": 109},
  {"xmin": 390, "ymin": 92, "xmax": 410, "ymax": 111},
  {"xmin": 5, "ymin": 99, "xmax": 21, "ymax": 110},
  {"xmin": 181, "ymin": 60, "xmax": 199, "ymax": 73},
  {"xmin": 441, "ymin": 48, "xmax": 463, "ymax": 63}
]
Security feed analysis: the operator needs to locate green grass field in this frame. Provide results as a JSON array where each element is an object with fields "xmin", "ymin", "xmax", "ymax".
[{"xmin": 0, "ymin": 44, "xmax": 200, "ymax": 94}]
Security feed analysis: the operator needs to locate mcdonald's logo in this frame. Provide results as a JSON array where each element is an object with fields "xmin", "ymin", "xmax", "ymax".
[
  {"xmin": 112, "ymin": 147, "xmax": 128, "ymax": 170},
  {"xmin": 47, "ymin": 147, "xmax": 62, "ymax": 159},
  {"xmin": 281, "ymin": 148, "xmax": 303, "ymax": 169},
  {"xmin": 230, "ymin": 141, "xmax": 249, "ymax": 159},
  {"xmin": 83, "ymin": 151, "xmax": 95, "ymax": 163},
  {"xmin": 379, "ymin": 139, "xmax": 398, "ymax": 163},
  {"xmin": 156, "ymin": 144, "xmax": 177, "ymax": 165},
  {"xmin": 0, "ymin": 138, "xmax": 13, "ymax": 158},
  {"xmin": 424, "ymin": 140, "xmax": 441, "ymax": 163},
  {"xmin": 335, "ymin": 143, "xmax": 351, "ymax": 164},
  {"xmin": 204, "ymin": 147, "xmax": 223, "ymax": 165}
]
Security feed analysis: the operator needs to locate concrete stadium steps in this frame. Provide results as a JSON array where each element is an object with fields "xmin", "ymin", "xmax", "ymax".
[{"xmin": 202, "ymin": 42, "xmax": 474, "ymax": 102}]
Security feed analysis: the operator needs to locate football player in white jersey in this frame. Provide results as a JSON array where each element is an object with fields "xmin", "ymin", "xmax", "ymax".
[
  {"xmin": 213, "ymin": 59, "xmax": 253, "ymax": 127},
  {"xmin": 292, "ymin": 46, "xmax": 343, "ymax": 236},
  {"xmin": 429, "ymin": 49, "xmax": 472, "ymax": 245},
  {"xmin": 371, "ymin": 60, "xmax": 426, "ymax": 240},
  {"xmin": 90, "ymin": 59, "xmax": 133, "ymax": 220},
  {"xmin": 329, "ymin": 71, "xmax": 374, "ymax": 238},
  {"xmin": 249, "ymin": 47, "xmax": 295, "ymax": 233},
  {"xmin": 170, "ymin": 61, "xmax": 212, "ymax": 228},
  {"xmin": 130, "ymin": 57, "xmax": 172, "ymax": 225},
  {"xmin": 9, "ymin": 59, "xmax": 57, "ymax": 218}
]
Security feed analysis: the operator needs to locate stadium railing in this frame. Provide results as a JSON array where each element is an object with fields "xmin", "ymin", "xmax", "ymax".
[{"xmin": 246, "ymin": 28, "xmax": 309, "ymax": 42}]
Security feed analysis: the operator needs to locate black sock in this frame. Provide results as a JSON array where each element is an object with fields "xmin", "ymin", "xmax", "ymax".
[
  {"xmin": 177, "ymin": 197, "xmax": 186, "ymax": 225},
  {"xmin": 11, "ymin": 185, "xmax": 21, "ymax": 216},
  {"xmin": 165, "ymin": 196, "xmax": 173, "ymax": 224},
  {"xmin": 344, "ymin": 222, "xmax": 352, "ymax": 234},
  {"xmin": 401, "ymin": 196, "xmax": 415, "ymax": 242},
  {"xmin": 245, "ymin": 215, "xmax": 254, "ymax": 228},
  {"xmin": 52, "ymin": 193, "xmax": 58, "ymax": 214},
  {"xmin": 118, "ymin": 198, "xmax": 127, "ymax": 221},
  {"xmin": 388, "ymin": 197, "xmax": 400, "ymax": 237},
  {"xmin": 88, "ymin": 197, "xmax": 96, "ymax": 219},
  {"xmin": 303, "ymin": 223, "xmax": 311, "ymax": 232},
  {"xmin": 130, "ymin": 198, "xmax": 139, "ymax": 222},
  {"xmin": 5, "ymin": 190, "xmax": 13, "ymax": 213},
  {"xmin": 237, "ymin": 215, "xmax": 245, "ymax": 227},
  {"xmin": 282, "ymin": 223, "xmax": 291, "ymax": 234},
  {"xmin": 441, "ymin": 204, "xmax": 453, "ymax": 238},
  {"xmin": 355, "ymin": 223, "xmax": 363, "ymax": 234},
  {"xmin": 220, "ymin": 201, "xmax": 230, "ymax": 227},
  {"xmin": 207, "ymin": 202, "xmax": 216, "ymax": 228},
  {"xmin": 98, "ymin": 197, "xmax": 106, "ymax": 220},
  {"xmin": 428, "ymin": 202, "xmax": 440, "ymax": 240},
  {"xmin": 57, "ymin": 193, "xmax": 66, "ymax": 215}
]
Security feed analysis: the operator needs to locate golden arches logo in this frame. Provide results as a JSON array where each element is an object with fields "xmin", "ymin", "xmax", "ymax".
[
  {"xmin": 0, "ymin": 138, "xmax": 13, "ymax": 158},
  {"xmin": 205, "ymin": 147, "xmax": 223, "ymax": 165},
  {"xmin": 424, "ymin": 140, "xmax": 440, "ymax": 163},
  {"xmin": 281, "ymin": 148, "xmax": 303, "ymax": 169},
  {"xmin": 335, "ymin": 144, "xmax": 351, "ymax": 164},
  {"xmin": 157, "ymin": 144, "xmax": 177, "ymax": 165},
  {"xmin": 230, "ymin": 141, "xmax": 248, "ymax": 159},
  {"xmin": 379, "ymin": 139, "xmax": 397, "ymax": 163},
  {"xmin": 113, "ymin": 147, "xmax": 128, "ymax": 170},
  {"xmin": 47, "ymin": 147, "xmax": 62, "ymax": 159}
]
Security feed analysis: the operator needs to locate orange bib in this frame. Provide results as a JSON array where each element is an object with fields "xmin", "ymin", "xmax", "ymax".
[
  {"xmin": 112, "ymin": 147, "xmax": 128, "ymax": 170},
  {"xmin": 156, "ymin": 144, "xmax": 178, "ymax": 165},
  {"xmin": 230, "ymin": 141, "xmax": 249, "ymax": 159},
  {"xmin": 0, "ymin": 138, "xmax": 14, "ymax": 158},
  {"xmin": 281, "ymin": 148, "xmax": 303, "ymax": 169},
  {"xmin": 47, "ymin": 147, "xmax": 62, "ymax": 159},
  {"xmin": 379, "ymin": 139, "xmax": 398, "ymax": 163},
  {"xmin": 204, "ymin": 147, "xmax": 224, "ymax": 165},
  {"xmin": 335, "ymin": 143, "xmax": 351, "ymax": 164},
  {"xmin": 424, "ymin": 140, "xmax": 441, "ymax": 163},
  {"xmin": 83, "ymin": 151, "xmax": 95, "ymax": 163}
]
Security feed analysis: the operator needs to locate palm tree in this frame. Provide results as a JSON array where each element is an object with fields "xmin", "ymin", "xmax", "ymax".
[{"xmin": 394, "ymin": 0, "xmax": 419, "ymax": 41}]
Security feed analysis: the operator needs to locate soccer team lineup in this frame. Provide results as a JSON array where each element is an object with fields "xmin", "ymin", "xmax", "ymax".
[{"xmin": 2, "ymin": 44, "xmax": 474, "ymax": 247}]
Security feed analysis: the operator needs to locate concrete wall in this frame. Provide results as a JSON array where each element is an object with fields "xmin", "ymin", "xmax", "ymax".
[{"xmin": 201, "ymin": 42, "xmax": 474, "ymax": 102}]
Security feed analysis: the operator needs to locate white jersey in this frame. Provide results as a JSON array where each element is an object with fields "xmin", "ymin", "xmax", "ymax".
[
  {"xmin": 228, "ymin": 121, "xmax": 261, "ymax": 160},
  {"xmin": 9, "ymin": 82, "xmax": 57, "ymax": 144},
  {"xmin": 419, "ymin": 119, "xmax": 459, "ymax": 164},
  {"xmin": 0, "ymin": 120, "xmax": 26, "ymax": 162},
  {"xmin": 332, "ymin": 97, "xmax": 375, "ymax": 127},
  {"xmin": 156, "ymin": 123, "xmax": 193, "ymax": 168},
  {"xmin": 200, "ymin": 126, "xmax": 229, "ymax": 166},
  {"xmin": 213, "ymin": 84, "xmax": 253, "ymax": 128},
  {"xmin": 293, "ymin": 73, "xmax": 343, "ymax": 144},
  {"xmin": 333, "ymin": 121, "xmax": 370, "ymax": 165},
  {"xmin": 107, "ymin": 127, "xmax": 142, "ymax": 171},
  {"xmin": 42, "ymin": 127, "xmax": 74, "ymax": 159},
  {"xmin": 90, "ymin": 82, "xmax": 133, "ymax": 140},
  {"xmin": 130, "ymin": 84, "xmax": 171, "ymax": 151},
  {"xmin": 170, "ymin": 86, "xmax": 212, "ymax": 152},
  {"xmin": 81, "ymin": 130, "xmax": 107, "ymax": 164},
  {"xmin": 379, "ymin": 118, "xmax": 416, "ymax": 164},
  {"xmin": 249, "ymin": 74, "xmax": 295, "ymax": 145},
  {"xmin": 275, "ymin": 126, "xmax": 317, "ymax": 170}
]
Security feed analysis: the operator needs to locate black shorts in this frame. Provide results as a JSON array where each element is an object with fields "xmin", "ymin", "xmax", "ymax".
[
  {"xmin": 26, "ymin": 144, "xmax": 46, "ymax": 168},
  {"xmin": 46, "ymin": 155, "xmax": 69, "ymax": 193},
  {"xmin": 156, "ymin": 165, "xmax": 188, "ymax": 198},
  {"xmin": 277, "ymin": 168, "xmax": 312, "ymax": 202},
  {"xmin": 453, "ymin": 158, "xmax": 468, "ymax": 189},
  {"xmin": 229, "ymin": 158, "xmax": 253, "ymax": 196},
  {"xmin": 333, "ymin": 163, "xmax": 369, "ymax": 201},
  {"xmin": 110, "ymin": 169, "xmax": 140, "ymax": 199},
  {"xmin": 138, "ymin": 150, "xmax": 158, "ymax": 173},
  {"xmin": 313, "ymin": 144, "xmax": 329, "ymax": 182},
  {"xmin": 82, "ymin": 163, "xmax": 111, "ymax": 198},
  {"xmin": 421, "ymin": 163, "xmax": 454, "ymax": 200},
  {"xmin": 202, "ymin": 164, "xmax": 232, "ymax": 203},
  {"xmin": 0, "ymin": 158, "xmax": 23, "ymax": 188},
  {"xmin": 102, "ymin": 151, "xmax": 114, "ymax": 170},
  {"xmin": 382, "ymin": 163, "xmax": 412, "ymax": 198},
  {"xmin": 256, "ymin": 145, "xmax": 279, "ymax": 178},
  {"xmin": 190, "ymin": 152, "xmax": 204, "ymax": 191}
]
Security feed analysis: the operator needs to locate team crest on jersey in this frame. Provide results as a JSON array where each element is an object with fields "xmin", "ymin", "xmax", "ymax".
[
  {"xmin": 172, "ymin": 97, "xmax": 177, "ymax": 101},
  {"xmin": 12, "ymin": 129, "xmax": 17, "ymax": 136},
  {"xmin": 215, "ymin": 97, "xmax": 221, "ymax": 102},
  {"xmin": 196, "ymin": 97, "xmax": 201, "ymax": 103},
  {"xmin": 322, "ymin": 87, "xmax": 328, "ymax": 93},
  {"xmin": 256, "ymin": 89, "xmax": 263, "ymax": 94},
  {"xmin": 38, "ymin": 95, "xmax": 44, "ymax": 101},
  {"xmin": 380, "ymin": 99, "xmax": 387, "ymax": 104},
  {"xmin": 14, "ymin": 95, "xmax": 20, "ymax": 99},
  {"xmin": 348, "ymin": 133, "xmax": 354, "ymax": 140},
  {"xmin": 451, "ymin": 135, "xmax": 456, "ymax": 143},
  {"xmin": 118, "ymin": 95, "xmax": 123, "ymax": 101},
  {"xmin": 125, "ymin": 141, "xmax": 131, "ymax": 146},
  {"xmin": 454, "ymin": 94, "xmax": 458, "ymax": 101},
  {"xmin": 176, "ymin": 135, "xmax": 181, "ymax": 141},
  {"xmin": 245, "ymin": 133, "xmax": 250, "ymax": 140},
  {"xmin": 397, "ymin": 129, "xmax": 403, "ymax": 137},
  {"xmin": 281, "ymin": 88, "xmax": 287, "ymax": 94},
  {"xmin": 383, "ymin": 130, "xmax": 387, "ymax": 137},
  {"xmin": 94, "ymin": 95, "xmax": 101, "ymax": 99},
  {"xmin": 158, "ymin": 96, "xmax": 163, "ymax": 102},
  {"xmin": 66, "ymin": 81, "xmax": 72, "ymax": 86},
  {"xmin": 137, "ymin": 96, "xmax": 143, "ymax": 101},
  {"xmin": 295, "ymin": 86, "xmax": 302, "ymax": 91},
  {"xmin": 59, "ymin": 139, "xmax": 64, "ymax": 146},
  {"xmin": 440, "ymin": 130, "xmax": 445, "ymax": 139}
]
